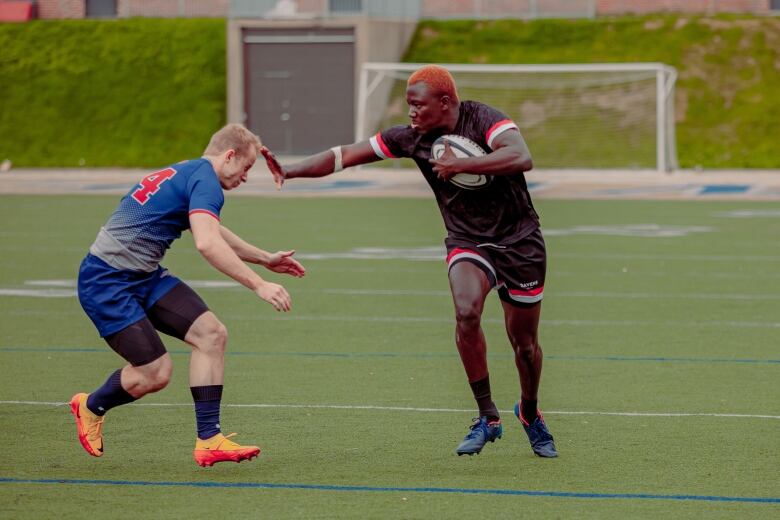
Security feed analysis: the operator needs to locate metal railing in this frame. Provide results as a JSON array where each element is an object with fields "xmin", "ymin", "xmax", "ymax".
[
  {"xmin": 32, "ymin": 0, "xmax": 775, "ymax": 20},
  {"xmin": 230, "ymin": 0, "xmax": 770, "ymax": 20},
  {"xmin": 230, "ymin": 0, "xmax": 421, "ymax": 19},
  {"xmin": 422, "ymin": 0, "xmax": 596, "ymax": 20}
]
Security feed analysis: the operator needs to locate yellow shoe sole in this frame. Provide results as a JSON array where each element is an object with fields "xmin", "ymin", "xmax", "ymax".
[
  {"xmin": 69, "ymin": 393, "xmax": 103, "ymax": 457},
  {"xmin": 193, "ymin": 446, "xmax": 260, "ymax": 467}
]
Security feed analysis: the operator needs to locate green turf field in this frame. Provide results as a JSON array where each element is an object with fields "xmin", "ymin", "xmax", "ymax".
[{"xmin": 0, "ymin": 195, "xmax": 778, "ymax": 519}]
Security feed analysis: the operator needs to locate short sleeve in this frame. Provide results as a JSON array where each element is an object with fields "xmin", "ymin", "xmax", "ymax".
[
  {"xmin": 369, "ymin": 125, "xmax": 415, "ymax": 159},
  {"xmin": 473, "ymin": 103, "xmax": 520, "ymax": 150},
  {"xmin": 187, "ymin": 163, "xmax": 224, "ymax": 221}
]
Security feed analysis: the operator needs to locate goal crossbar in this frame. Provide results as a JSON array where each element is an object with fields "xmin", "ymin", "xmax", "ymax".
[{"xmin": 357, "ymin": 62, "xmax": 678, "ymax": 171}]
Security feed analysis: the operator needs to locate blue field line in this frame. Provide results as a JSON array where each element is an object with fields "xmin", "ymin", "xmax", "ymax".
[
  {"xmin": 1, "ymin": 346, "xmax": 778, "ymax": 365},
  {"xmin": 699, "ymin": 184, "xmax": 750, "ymax": 195},
  {"xmin": 0, "ymin": 477, "xmax": 777, "ymax": 504}
]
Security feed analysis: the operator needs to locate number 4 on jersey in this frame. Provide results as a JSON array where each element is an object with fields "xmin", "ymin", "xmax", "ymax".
[{"xmin": 132, "ymin": 168, "xmax": 176, "ymax": 204}]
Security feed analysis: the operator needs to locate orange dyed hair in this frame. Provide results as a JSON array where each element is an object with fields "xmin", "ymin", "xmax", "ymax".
[{"xmin": 407, "ymin": 65, "xmax": 459, "ymax": 103}]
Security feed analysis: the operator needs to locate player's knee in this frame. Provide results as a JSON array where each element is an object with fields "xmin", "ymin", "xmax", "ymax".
[
  {"xmin": 454, "ymin": 302, "xmax": 482, "ymax": 329},
  {"xmin": 200, "ymin": 320, "xmax": 228, "ymax": 355},
  {"xmin": 140, "ymin": 357, "xmax": 172, "ymax": 393},
  {"xmin": 148, "ymin": 367, "xmax": 172, "ymax": 392},
  {"xmin": 511, "ymin": 334, "xmax": 540, "ymax": 358}
]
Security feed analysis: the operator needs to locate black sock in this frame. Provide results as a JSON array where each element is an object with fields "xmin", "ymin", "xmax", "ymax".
[
  {"xmin": 521, "ymin": 399, "xmax": 538, "ymax": 423},
  {"xmin": 86, "ymin": 369, "xmax": 136, "ymax": 416},
  {"xmin": 469, "ymin": 376, "xmax": 499, "ymax": 421}
]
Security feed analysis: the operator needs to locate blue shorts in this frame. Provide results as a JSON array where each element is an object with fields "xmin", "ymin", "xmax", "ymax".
[{"xmin": 77, "ymin": 254, "xmax": 182, "ymax": 338}]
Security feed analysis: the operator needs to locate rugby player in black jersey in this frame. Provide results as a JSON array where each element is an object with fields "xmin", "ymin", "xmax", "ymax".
[{"xmin": 261, "ymin": 65, "xmax": 557, "ymax": 458}]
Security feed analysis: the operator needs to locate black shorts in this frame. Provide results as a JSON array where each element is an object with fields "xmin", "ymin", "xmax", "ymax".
[
  {"xmin": 104, "ymin": 282, "xmax": 209, "ymax": 366},
  {"xmin": 445, "ymin": 227, "xmax": 546, "ymax": 307}
]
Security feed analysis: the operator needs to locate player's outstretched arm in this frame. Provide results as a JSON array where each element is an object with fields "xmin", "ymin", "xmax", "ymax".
[
  {"xmin": 261, "ymin": 142, "xmax": 381, "ymax": 190},
  {"xmin": 190, "ymin": 213, "xmax": 292, "ymax": 311},
  {"xmin": 430, "ymin": 131, "xmax": 532, "ymax": 181},
  {"xmin": 219, "ymin": 225, "xmax": 305, "ymax": 278}
]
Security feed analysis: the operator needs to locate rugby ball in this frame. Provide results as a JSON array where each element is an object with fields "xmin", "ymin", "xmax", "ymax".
[{"xmin": 431, "ymin": 135, "xmax": 490, "ymax": 189}]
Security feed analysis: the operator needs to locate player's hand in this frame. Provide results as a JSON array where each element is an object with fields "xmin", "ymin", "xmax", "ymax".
[
  {"xmin": 428, "ymin": 141, "xmax": 460, "ymax": 181},
  {"xmin": 260, "ymin": 145, "xmax": 287, "ymax": 190},
  {"xmin": 267, "ymin": 250, "xmax": 306, "ymax": 278},
  {"xmin": 255, "ymin": 281, "xmax": 292, "ymax": 312}
]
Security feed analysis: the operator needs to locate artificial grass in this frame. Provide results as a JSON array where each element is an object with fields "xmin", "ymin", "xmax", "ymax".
[{"xmin": 0, "ymin": 195, "xmax": 778, "ymax": 518}]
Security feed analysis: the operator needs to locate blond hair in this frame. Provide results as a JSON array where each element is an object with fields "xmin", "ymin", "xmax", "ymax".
[{"xmin": 204, "ymin": 124, "xmax": 261, "ymax": 157}]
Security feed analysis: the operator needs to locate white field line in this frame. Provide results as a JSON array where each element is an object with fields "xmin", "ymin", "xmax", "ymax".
[
  {"xmin": 714, "ymin": 210, "xmax": 780, "ymax": 217},
  {"xmin": 7, "ymin": 281, "xmax": 780, "ymax": 302},
  {"xmin": 295, "ymin": 252, "xmax": 780, "ymax": 262},
  {"xmin": 4, "ymin": 250, "xmax": 779, "ymax": 262},
  {"xmin": 0, "ymin": 289, "xmax": 76, "ymax": 297},
  {"xmin": 232, "ymin": 315, "xmax": 780, "ymax": 329},
  {"xmin": 320, "ymin": 288, "xmax": 780, "ymax": 301},
  {"xmin": 2, "ymin": 400, "xmax": 778, "ymax": 420},
  {"xmin": 1, "ymin": 306, "xmax": 778, "ymax": 328},
  {"xmin": 547, "ymin": 253, "xmax": 780, "ymax": 262}
]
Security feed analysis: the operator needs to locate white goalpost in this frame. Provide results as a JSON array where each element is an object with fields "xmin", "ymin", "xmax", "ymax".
[{"xmin": 357, "ymin": 62, "xmax": 678, "ymax": 172}]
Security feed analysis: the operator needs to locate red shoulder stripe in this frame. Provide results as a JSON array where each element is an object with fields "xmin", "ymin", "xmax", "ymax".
[
  {"xmin": 189, "ymin": 209, "xmax": 220, "ymax": 221},
  {"xmin": 374, "ymin": 133, "xmax": 397, "ymax": 159}
]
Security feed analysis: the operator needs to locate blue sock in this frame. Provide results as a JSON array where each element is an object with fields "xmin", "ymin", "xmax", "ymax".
[
  {"xmin": 191, "ymin": 385, "xmax": 223, "ymax": 440},
  {"xmin": 87, "ymin": 369, "xmax": 136, "ymax": 416}
]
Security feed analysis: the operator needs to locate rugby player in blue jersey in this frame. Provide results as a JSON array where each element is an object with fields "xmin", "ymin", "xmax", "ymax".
[
  {"xmin": 71, "ymin": 124, "xmax": 305, "ymax": 467},
  {"xmin": 261, "ymin": 65, "xmax": 557, "ymax": 458}
]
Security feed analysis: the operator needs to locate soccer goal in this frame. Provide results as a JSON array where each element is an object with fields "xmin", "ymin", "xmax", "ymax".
[{"xmin": 357, "ymin": 62, "xmax": 678, "ymax": 172}]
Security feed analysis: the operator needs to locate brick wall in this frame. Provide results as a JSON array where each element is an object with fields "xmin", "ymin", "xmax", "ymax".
[
  {"xmin": 35, "ymin": 0, "xmax": 85, "ymax": 19},
  {"xmin": 596, "ymin": 0, "xmax": 770, "ymax": 14},
  {"xmin": 298, "ymin": 0, "xmax": 326, "ymax": 13},
  {"xmin": 424, "ymin": 0, "xmax": 531, "ymax": 18},
  {"xmin": 119, "ymin": 0, "xmax": 228, "ymax": 17},
  {"xmin": 28, "ymin": 0, "xmax": 774, "ymax": 20},
  {"xmin": 423, "ymin": 0, "xmax": 769, "ymax": 17},
  {"xmin": 32, "ymin": 0, "xmax": 227, "ymax": 18}
]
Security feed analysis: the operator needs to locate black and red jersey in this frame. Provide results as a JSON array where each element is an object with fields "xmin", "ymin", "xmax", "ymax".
[{"xmin": 369, "ymin": 100, "xmax": 539, "ymax": 245}]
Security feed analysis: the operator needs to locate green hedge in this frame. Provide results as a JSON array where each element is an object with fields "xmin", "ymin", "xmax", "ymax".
[
  {"xmin": 405, "ymin": 15, "xmax": 780, "ymax": 169},
  {"xmin": 1, "ymin": 15, "xmax": 778, "ymax": 168},
  {"xmin": 0, "ymin": 19, "xmax": 225, "ymax": 167}
]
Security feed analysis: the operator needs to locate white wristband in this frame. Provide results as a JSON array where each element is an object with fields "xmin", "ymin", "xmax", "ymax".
[{"xmin": 330, "ymin": 146, "xmax": 344, "ymax": 172}]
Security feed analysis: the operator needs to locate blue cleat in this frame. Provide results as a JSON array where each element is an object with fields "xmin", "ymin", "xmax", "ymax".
[
  {"xmin": 514, "ymin": 402, "xmax": 558, "ymax": 458},
  {"xmin": 456, "ymin": 416, "xmax": 503, "ymax": 456}
]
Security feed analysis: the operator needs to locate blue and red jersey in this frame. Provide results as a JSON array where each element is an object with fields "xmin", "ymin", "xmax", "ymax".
[{"xmin": 89, "ymin": 158, "xmax": 224, "ymax": 272}]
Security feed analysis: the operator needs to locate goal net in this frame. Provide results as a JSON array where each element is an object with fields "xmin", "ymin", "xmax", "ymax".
[{"xmin": 357, "ymin": 63, "xmax": 677, "ymax": 171}]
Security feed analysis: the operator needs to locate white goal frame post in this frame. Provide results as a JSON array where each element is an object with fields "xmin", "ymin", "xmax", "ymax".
[{"xmin": 356, "ymin": 62, "xmax": 678, "ymax": 172}]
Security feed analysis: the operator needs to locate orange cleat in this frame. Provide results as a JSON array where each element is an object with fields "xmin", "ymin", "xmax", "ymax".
[
  {"xmin": 69, "ymin": 393, "xmax": 104, "ymax": 457},
  {"xmin": 193, "ymin": 433, "xmax": 260, "ymax": 467}
]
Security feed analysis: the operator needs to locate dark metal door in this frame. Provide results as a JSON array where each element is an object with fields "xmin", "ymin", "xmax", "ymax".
[
  {"xmin": 86, "ymin": 0, "xmax": 117, "ymax": 17},
  {"xmin": 244, "ymin": 28, "xmax": 355, "ymax": 154}
]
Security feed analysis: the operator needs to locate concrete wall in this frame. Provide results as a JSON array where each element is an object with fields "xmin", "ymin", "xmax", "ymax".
[{"xmin": 226, "ymin": 17, "xmax": 416, "ymax": 139}]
